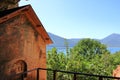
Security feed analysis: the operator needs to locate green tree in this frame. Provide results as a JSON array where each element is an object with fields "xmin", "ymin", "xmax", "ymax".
[
  {"xmin": 47, "ymin": 39, "xmax": 120, "ymax": 80},
  {"xmin": 71, "ymin": 38, "xmax": 110, "ymax": 59},
  {"xmin": 110, "ymin": 51, "xmax": 120, "ymax": 68},
  {"xmin": 64, "ymin": 38, "xmax": 69, "ymax": 55},
  {"xmin": 47, "ymin": 47, "xmax": 67, "ymax": 80},
  {"xmin": 69, "ymin": 38, "xmax": 113, "ymax": 77}
]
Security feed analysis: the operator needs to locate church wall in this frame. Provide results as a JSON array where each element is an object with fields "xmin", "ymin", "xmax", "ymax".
[{"xmin": 0, "ymin": 14, "xmax": 47, "ymax": 80}]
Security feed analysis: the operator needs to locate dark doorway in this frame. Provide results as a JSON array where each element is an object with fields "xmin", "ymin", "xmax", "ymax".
[{"xmin": 11, "ymin": 60, "xmax": 27, "ymax": 80}]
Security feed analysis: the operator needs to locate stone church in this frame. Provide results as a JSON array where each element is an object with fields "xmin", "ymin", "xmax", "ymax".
[{"xmin": 0, "ymin": 4, "xmax": 52, "ymax": 80}]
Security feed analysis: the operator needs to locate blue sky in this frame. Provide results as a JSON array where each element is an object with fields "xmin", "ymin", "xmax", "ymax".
[{"xmin": 19, "ymin": 0, "xmax": 120, "ymax": 39}]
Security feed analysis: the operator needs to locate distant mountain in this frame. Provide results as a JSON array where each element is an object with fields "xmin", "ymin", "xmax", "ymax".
[
  {"xmin": 67, "ymin": 38, "xmax": 81, "ymax": 46},
  {"xmin": 101, "ymin": 33, "xmax": 120, "ymax": 47},
  {"xmin": 47, "ymin": 32, "xmax": 81, "ymax": 47},
  {"xmin": 47, "ymin": 32, "xmax": 65, "ymax": 47},
  {"xmin": 47, "ymin": 32, "xmax": 120, "ymax": 47}
]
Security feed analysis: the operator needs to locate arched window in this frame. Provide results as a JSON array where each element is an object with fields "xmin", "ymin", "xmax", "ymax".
[{"xmin": 11, "ymin": 60, "xmax": 27, "ymax": 79}]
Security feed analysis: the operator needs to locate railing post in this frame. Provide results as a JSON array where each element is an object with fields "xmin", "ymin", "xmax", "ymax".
[
  {"xmin": 53, "ymin": 70, "xmax": 57, "ymax": 80},
  {"xmin": 99, "ymin": 77, "xmax": 103, "ymax": 80},
  {"xmin": 36, "ymin": 68, "xmax": 39, "ymax": 80},
  {"xmin": 73, "ymin": 74, "xmax": 77, "ymax": 80},
  {"xmin": 21, "ymin": 73, "xmax": 24, "ymax": 80}
]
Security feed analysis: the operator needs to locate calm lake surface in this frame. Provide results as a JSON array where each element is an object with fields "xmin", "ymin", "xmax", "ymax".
[{"xmin": 47, "ymin": 47, "xmax": 120, "ymax": 53}]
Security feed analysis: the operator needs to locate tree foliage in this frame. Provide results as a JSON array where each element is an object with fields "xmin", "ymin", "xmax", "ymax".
[
  {"xmin": 71, "ymin": 38, "xmax": 110, "ymax": 59},
  {"xmin": 47, "ymin": 38, "xmax": 120, "ymax": 80}
]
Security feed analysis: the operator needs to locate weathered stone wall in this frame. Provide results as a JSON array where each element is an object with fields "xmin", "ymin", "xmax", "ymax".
[
  {"xmin": 113, "ymin": 65, "xmax": 120, "ymax": 78},
  {"xmin": 0, "ymin": 0, "xmax": 20, "ymax": 11},
  {"xmin": 0, "ymin": 14, "xmax": 47, "ymax": 80},
  {"xmin": 0, "ymin": 15, "xmax": 25, "ymax": 79},
  {"xmin": 0, "ymin": 15, "xmax": 25, "ymax": 65}
]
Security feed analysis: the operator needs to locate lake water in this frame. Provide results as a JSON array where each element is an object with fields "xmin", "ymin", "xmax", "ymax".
[
  {"xmin": 107, "ymin": 47, "xmax": 120, "ymax": 53},
  {"xmin": 47, "ymin": 47, "xmax": 120, "ymax": 53}
]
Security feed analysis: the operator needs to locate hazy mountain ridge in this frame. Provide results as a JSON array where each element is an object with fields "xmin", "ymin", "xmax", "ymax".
[
  {"xmin": 47, "ymin": 32, "xmax": 120, "ymax": 47},
  {"xmin": 100, "ymin": 33, "xmax": 120, "ymax": 47},
  {"xmin": 48, "ymin": 33, "xmax": 77, "ymax": 47}
]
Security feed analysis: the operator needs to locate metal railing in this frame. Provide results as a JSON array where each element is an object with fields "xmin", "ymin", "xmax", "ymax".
[{"xmin": 9, "ymin": 68, "xmax": 120, "ymax": 80}]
